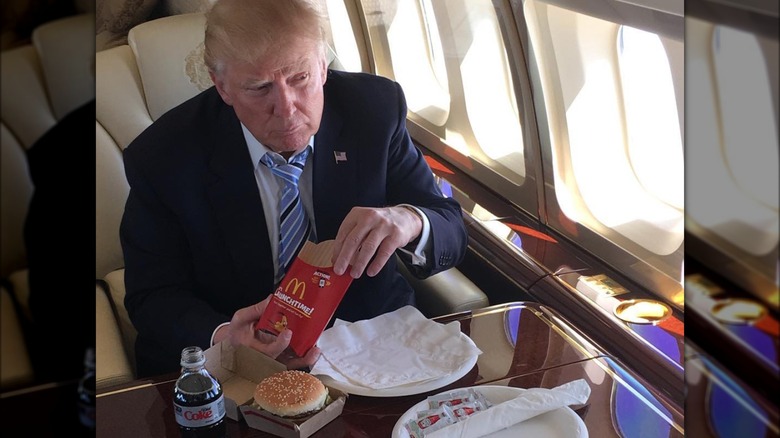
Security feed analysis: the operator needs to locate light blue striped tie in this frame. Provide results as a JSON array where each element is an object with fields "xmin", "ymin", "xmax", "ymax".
[{"xmin": 260, "ymin": 147, "xmax": 311, "ymax": 272}]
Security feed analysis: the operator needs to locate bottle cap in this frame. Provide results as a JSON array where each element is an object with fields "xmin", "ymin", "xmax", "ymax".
[{"xmin": 180, "ymin": 346, "xmax": 206, "ymax": 368}]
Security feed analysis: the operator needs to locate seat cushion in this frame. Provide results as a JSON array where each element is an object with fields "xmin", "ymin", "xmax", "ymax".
[
  {"xmin": 32, "ymin": 13, "xmax": 95, "ymax": 120},
  {"xmin": 103, "ymin": 269, "xmax": 137, "ymax": 371},
  {"xmin": 128, "ymin": 12, "xmax": 213, "ymax": 121},
  {"xmin": 96, "ymin": 283, "xmax": 135, "ymax": 389},
  {"xmin": 95, "ymin": 45, "xmax": 154, "ymax": 150},
  {"xmin": 0, "ymin": 125, "xmax": 33, "ymax": 278},
  {"xmin": 1, "ymin": 286, "xmax": 34, "ymax": 390},
  {"xmin": 96, "ymin": 122, "xmax": 129, "ymax": 279},
  {"xmin": 0, "ymin": 46, "xmax": 56, "ymax": 149}
]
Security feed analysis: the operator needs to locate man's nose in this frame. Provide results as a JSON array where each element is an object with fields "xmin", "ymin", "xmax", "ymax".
[{"xmin": 273, "ymin": 86, "xmax": 296, "ymax": 117}]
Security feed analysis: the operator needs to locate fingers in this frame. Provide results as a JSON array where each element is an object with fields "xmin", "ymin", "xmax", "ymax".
[
  {"xmin": 284, "ymin": 345, "xmax": 322, "ymax": 370},
  {"xmin": 365, "ymin": 239, "xmax": 397, "ymax": 277},
  {"xmin": 253, "ymin": 294, "xmax": 272, "ymax": 317},
  {"xmin": 230, "ymin": 301, "xmax": 317, "ymax": 367},
  {"xmin": 338, "ymin": 229, "xmax": 378, "ymax": 278},
  {"xmin": 332, "ymin": 213, "xmax": 358, "ymax": 275},
  {"xmin": 233, "ymin": 295, "xmax": 271, "ymax": 326},
  {"xmin": 303, "ymin": 345, "xmax": 322, "ymax": 366},
  {"xmin": 333, "ymin": 207, "xmax": 408, "ymax": 278},
  {"xmin": 248, "ymin": 328, "xmax": 292, "ymax": 358},
  {"xmin": 347, "ymin": 228, "xmax": 397, "ymax": 278}
]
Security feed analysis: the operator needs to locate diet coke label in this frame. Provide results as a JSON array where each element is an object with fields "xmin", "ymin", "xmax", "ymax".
[{"xmin": 173, "ymin": 395, "xmax": 226, "ymax": 428}]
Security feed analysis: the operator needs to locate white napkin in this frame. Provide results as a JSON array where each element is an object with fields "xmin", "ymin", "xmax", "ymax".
[
  {"xmin": 427, "ymin": 379, "xmax": 591, "ymax": 438},
  {"xmin": 310, "ymin": 306, "xmax": 482, "ymax": 389}
]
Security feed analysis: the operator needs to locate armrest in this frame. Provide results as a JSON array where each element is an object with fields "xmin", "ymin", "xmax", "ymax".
[
  {"xmin": 1, "ymin": 285, "xmax": 34, "ymax": 390},
  {"xmin": 102, "ymin": 269, "xmax": 137, "ymax": 376},
  {"xmin": 396, "ymin": 259, "xmax": 489, "ymax": 318},
  {"xmin": 96, "ymin": 283, "xmax": 134, "ymax": 390}
]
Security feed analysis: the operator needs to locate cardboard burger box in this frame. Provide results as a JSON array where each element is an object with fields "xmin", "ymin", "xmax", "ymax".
[{"xmin": 204, "ymin": 341, "xmax": 347, "ymax": 438}]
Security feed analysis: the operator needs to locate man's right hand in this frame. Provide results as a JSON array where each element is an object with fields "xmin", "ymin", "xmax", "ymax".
[{"xmin": 213, "ymin": 295, "xmax": 321, "ymax": 369}]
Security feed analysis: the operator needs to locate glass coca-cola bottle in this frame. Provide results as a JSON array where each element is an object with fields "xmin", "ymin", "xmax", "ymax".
[{"xmin": 173, "ymin": 346, "xmax": 227, "ymax": 438}]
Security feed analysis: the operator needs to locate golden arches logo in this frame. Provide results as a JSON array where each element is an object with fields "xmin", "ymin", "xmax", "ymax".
[{"xmin": 285, "ymin": 278, "xmax": 306, "ymax": 299}]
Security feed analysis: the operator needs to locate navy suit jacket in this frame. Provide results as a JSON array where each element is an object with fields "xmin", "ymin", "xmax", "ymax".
[{"xmin": 121, "ymin": 70, "xmax": 467, "ymax": 377}]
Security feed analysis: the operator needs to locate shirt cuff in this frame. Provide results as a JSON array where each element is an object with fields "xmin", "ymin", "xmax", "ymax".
[
  {"xmin": 397, "ymin": 204, "xmax": 430, "ymax": 266},
  {"xmin": 210, "ymin": 322, "xmax": 230, "ymax": 347}
]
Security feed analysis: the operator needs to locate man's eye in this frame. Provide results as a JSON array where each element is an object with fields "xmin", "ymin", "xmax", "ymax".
[
  {"xmin": 294, "ymin": 73, "xmax": 310, "ymax": 83},
  {"xmin": 248, "ymin": 84, "xmax": 270, "ymax": 94}
]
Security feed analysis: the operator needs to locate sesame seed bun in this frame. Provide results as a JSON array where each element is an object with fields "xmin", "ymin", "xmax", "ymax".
[{"xmin": 253, "ymin": 370, "xmax": 328, "ymax": 418}]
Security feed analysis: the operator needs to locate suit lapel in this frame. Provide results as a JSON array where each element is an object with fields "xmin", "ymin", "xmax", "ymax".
[
  {"xmin": 206, "ymin": 107, "xmax": 274, "ymax": 289},
  {"xmin": 313, "ymin": 97, "xmax": 359, "ymax": 241}
]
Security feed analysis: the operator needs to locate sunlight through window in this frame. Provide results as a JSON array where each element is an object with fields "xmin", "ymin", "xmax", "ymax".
[
  {"xmin": 525, "ymin": 1, "xmax": 684, "ymax": 260},
  {"xmin": 619, "ymin": 26, "xmax": 683, "ymax": 211},
  {"xmin": 325, "ymin": 0, "xmax": 362, "ymax": 72},
  {"xmin": 461, "ymin": 12, "xmax": 525, "ymax": 177},
  {"xmin": 387, "ymin": 0, "xmax": 450, "ymax": 125}
]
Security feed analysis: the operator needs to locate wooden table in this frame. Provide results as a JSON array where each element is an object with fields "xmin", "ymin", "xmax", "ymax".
[{"xmin": 95, "ymin": 302, "xmax": 684, "ymax": 437}]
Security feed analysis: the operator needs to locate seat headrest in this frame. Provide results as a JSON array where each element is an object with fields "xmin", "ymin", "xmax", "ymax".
[
  {"xmin": 32, "ymin": 13, "xmax": 95, "ymax": 120},
  {"xmin": 128, "ymin": 13, "xmax": 213, "ymax": 121}
]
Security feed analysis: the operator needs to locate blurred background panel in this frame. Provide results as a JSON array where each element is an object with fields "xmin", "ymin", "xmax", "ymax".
[{"xmin": 685, "ymin": 0, "xmax": 778, "ymax": 435}]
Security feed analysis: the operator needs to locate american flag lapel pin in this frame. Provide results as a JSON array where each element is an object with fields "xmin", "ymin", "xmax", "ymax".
[{"xmin": 334, "ymin": 151, "xmax": 347, "ymax": 164}]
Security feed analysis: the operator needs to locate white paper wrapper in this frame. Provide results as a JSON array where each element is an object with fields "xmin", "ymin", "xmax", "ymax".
[
  {"xmin": 310, "ymin": 306, "xmax": 482, "ymax": 389},
  {"xmin": 426, "ymin": 379, "xmax": 591, "ymax": 438}
]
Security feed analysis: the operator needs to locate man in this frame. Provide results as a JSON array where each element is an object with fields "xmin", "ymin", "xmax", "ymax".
[{"xmin": 120, "ymin": 0, "xmax": 467, "ymax": 377}]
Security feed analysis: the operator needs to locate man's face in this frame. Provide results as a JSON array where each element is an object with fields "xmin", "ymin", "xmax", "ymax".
[{"xmin": 211, "ymin": 36, "xmax": 328, "ymax": 155}]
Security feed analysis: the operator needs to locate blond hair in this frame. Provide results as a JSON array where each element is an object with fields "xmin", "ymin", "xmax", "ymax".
[{"xmin": 204, "ymin": 0, "xmax": 327, "ymax": 75}]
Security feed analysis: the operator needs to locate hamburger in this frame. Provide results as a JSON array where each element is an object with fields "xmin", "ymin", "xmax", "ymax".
[{"xmin": 253, "ymin": 370, "xmax": 329, "ymax": 418}]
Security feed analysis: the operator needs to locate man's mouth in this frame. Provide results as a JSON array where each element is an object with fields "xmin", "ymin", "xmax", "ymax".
[{"xmin": 277, "ymin": 124, "xmax": 302, "ymax": 135}]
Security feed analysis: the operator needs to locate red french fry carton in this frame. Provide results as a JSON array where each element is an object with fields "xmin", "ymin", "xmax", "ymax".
[{"xmin": 255, "ymin": 240, "xmax": 353, "ymax": 357}]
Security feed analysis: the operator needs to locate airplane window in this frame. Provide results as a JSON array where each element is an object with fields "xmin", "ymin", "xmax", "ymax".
[
  {"xmin": 528, "ymin": 1, "xmax": 684, "ymax": 256},
  {"xmin": 523, "ymin": 0, "xmax": 684, "ymax": 299},
  {"xmin": 377, "ymin": 0, "xmax": 450, "ymax": 126},
  {"xmin": 459, "ymin": 1, "xmax": 525, "ymax": 178},
  {"xmin": 360, "ymin": 0, "xmax": 528, "ymax": 186},
  {"xmin": 325, "ymin": 0, "xmax": 363, "ymax": 72},
  {"xmin": 618, "ymin": 26, "xmax": 683, "ymax": 213},
  {"xmin": 359, "ymin": 0, "xmax": 687, "ymax": 300}
]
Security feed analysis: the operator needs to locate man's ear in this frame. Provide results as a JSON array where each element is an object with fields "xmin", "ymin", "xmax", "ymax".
[
  {"xmin": 210, "ymin": 71, "xmax": 233, "ymax": 106},
  {"xmin": 320, "ymin": 58, "xmax": 328, "ymax": 85}
]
